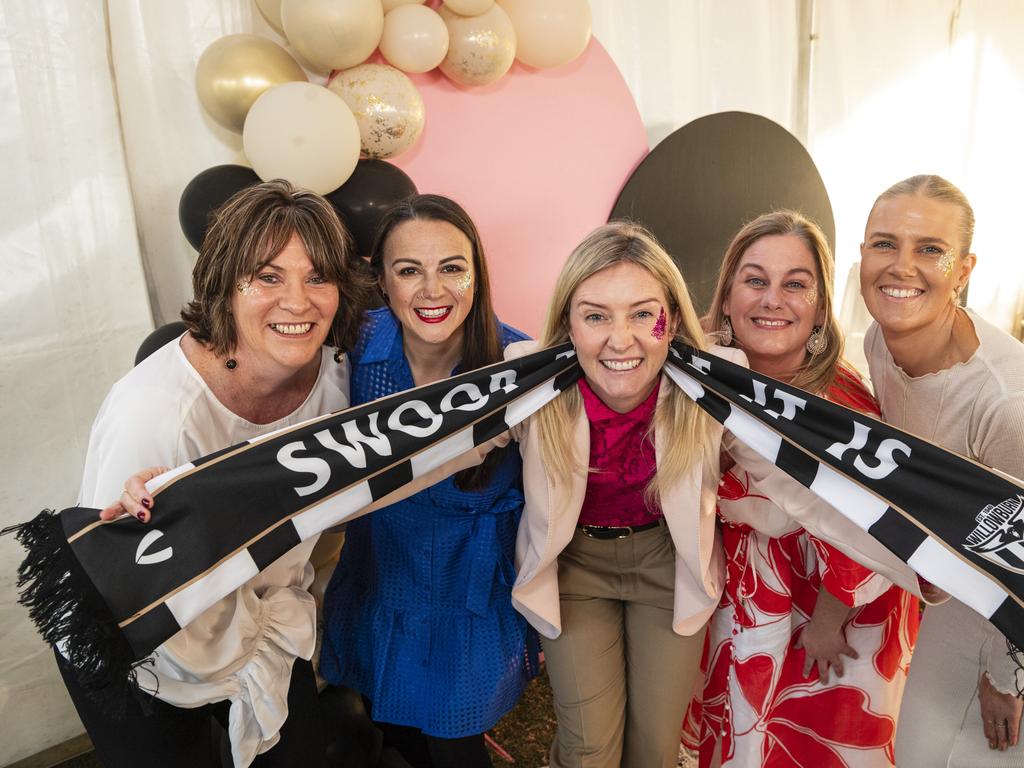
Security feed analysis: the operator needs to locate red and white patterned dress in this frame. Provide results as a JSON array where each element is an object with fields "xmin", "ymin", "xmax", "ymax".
[{"xmin": 683, "ymin": 369, "xmax": 920, "ymax": 768}]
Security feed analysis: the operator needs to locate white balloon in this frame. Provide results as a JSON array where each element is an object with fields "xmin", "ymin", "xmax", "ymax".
[
  {"xmin": 438, "ymin": 4, "xmax": 516, "ymax": 86},
  {"xmin": 382, "ymin": 0, "xmax": 424, "ymax": 10},
  {"xmin": 328, "ymin": 64, "xmax": 425, "ymax": 159},
  {"xmin": 243, "ymin": 82, "xmax": 361, "ymax": 194},
  {"xmin": 498, "ymin": 0, "xmax": 591, "ymax": 69},
  {"xmin": 442, "ymin": 0, "xmax": 493, "ymax": 15},
  {"xmin": 380, "ymin": 5, "xmax": 449, "ymax": 74},
  {"xmin": 254, "ymin": 0, "xmax": 285, "ymax": 34},
  {"xmin": 281, "ymin": 0, "xmax": 384, "ymax": 71}
]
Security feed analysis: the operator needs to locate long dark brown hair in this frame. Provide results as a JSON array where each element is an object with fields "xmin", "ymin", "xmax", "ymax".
[{"xmin": 370, "ymin": 194, "xmax": 507, "ymax": 490}]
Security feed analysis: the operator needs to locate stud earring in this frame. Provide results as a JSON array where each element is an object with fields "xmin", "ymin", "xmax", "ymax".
[
  {"xmin": 720, "ymin": 316, "xmax": 734, "ymax": 346},
  {"xmin": 225, "ymin": 358, "xmax": 238, "ymax": 370},
  {"xmin": 806, "ymin": 326, "xmax": 828, "ymax": 356}
]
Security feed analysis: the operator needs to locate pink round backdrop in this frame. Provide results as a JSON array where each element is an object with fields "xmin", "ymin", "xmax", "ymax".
[{"xmin": 388, "ymin": 38, "xmax": 648, "ymax": 336}]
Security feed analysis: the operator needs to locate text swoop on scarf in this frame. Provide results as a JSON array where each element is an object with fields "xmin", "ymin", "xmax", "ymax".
[{"xmin": 7, "ymin": 342, "xmax": 1024, "ymax": 704}]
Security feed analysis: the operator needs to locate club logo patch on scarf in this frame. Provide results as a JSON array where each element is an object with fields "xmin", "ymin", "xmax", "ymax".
[{"xmin": 965, "ymin": 495, "xmax": 1024, "ymax": 574}]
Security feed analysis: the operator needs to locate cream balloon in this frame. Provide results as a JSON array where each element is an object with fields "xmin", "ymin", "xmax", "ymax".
[
  {"xmin": 328, "ymin": 64, "xmax": 425, "ymax": 159},
  {"xmin": 442, "ymin": 0, "xmax": 493, "ymax": 15},
  {"xmin": 498, "ymin": 0, "xmax": 591, "ymax": 69},
  {"xmin": 281, "ymin": 0, "xmax": 384, "ymax": 71},
  {"xmin": 382, "ymin": 0, "xmax": 424, "ymax": 10},
  {"xmin": 438, "ymin": 4, "xmax": 516, "ymax": 87},
  {"xmin": 195, "ymin": 35, "xmax": 307, "ymax": 133},
  {"xmin": 243, "ymin": 82, "xmax": 360, "ymax": 194},
  {"xmin": 380, "ymin": 5, "xmax": 449, "ymax": 74},
  {"xmin": 255, "ymin": 0, "xmax": 285, "ymax": 34}
]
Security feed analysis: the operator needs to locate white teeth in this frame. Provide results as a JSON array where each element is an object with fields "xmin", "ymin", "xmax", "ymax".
[
  {"xmin": 752, "ymin": 319, "xmax": 789, "ymax": 328},
  {"xmin": 601, "ymin": 359, "xmax": 642, "ymax": 371},
  {"xmin": 271, "ymin": 323, "xmax": 312, "ymax": 335},
  {"xmin": 415, "ymin": 307, "xmax": 450, "ymax": 318},
  {"xmin": 881, "ymin": 287, "xmax": 923, "ymax": 299}
]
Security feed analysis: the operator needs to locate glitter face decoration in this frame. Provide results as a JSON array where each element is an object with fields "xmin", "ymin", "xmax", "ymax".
[
  {"xmin": 237, "ymin": 279, "xmax": 259, "ymax": 297},
  {"xmin": 935, "ymin": 249, "xmax": 956, "ymax": 277},
  {"xmin": 651, "ymin": 307, "xmax": 667, "ymax": 340},
  {"xmin": 451, "ymin": 271, "xmax": 473, "ymax": 297},
  {"xmin": 804, "ymin": 286, "xmax": 818, "ymax": 306}
]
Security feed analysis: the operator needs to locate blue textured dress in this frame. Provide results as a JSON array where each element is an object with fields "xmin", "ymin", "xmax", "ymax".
[{"xmin": 320, "ymin": 307, "xmax": 539, "ymax": 738}]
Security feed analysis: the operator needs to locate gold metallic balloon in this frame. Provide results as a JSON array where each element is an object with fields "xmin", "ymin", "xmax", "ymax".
[
  {"xmin": 195, "ymin": 34, "xmax": 306, "ymax": 133},
  {"xmin": 328, "ymin": 64, "xmax": 425, "ymax": 159},
  {"xmin": 281, "ymin": 0, "xmax": 384, "ymax": 72},
  {"xmin": 438, "ymin": 4, "xmax": 516, "ymax": 87}
]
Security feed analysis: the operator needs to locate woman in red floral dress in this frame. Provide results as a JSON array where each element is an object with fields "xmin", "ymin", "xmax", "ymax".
[{"xmin": 683, "ymin": 211, "xmax": 919, "ymax": 767}]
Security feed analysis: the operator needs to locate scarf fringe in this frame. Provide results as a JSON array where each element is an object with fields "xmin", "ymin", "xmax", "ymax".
[{"xmin": 2, "ymin": 509, "xmax": 149, "ymax": 715}]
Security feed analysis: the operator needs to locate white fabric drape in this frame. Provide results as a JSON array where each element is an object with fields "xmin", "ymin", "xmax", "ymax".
[
  {"xmin": 0, "ymin": 1, "xmax": 152, "ymax": 764},
  {"xmin": 2, "ymin": 1, "xmax": 1024, "ymax": 763}
]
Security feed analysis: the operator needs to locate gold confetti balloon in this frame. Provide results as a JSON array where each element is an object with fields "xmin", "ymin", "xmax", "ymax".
[
  {"xmin": 195, "ymin": 34, "xmax": 307, "ymax": 133},
  {"xmin": 438, "ymin": 3, "xmax": 516, "ymax": 87},
  {"xmin": 328, "ymin": 64, "xmax": 426, "ymax": 159}
]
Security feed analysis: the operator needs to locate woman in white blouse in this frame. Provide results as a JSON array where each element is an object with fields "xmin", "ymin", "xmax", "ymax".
[
  {"xmin": 63, "ymin": 180, "xmax": 373, "ymax": 768},
  {"xmin": 860, "ymin": 175, "xmax": 1024, "ymax": 765}
]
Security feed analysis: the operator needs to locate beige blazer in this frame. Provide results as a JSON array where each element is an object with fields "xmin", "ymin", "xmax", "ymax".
[{"xmin": 504, "ymin": 340, "xmax": 924, "ymax": 641}]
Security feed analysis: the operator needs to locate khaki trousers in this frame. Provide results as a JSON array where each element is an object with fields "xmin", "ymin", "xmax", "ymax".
[{"xmin": 541, "ymin": 522, "xmax": 706, "ymax": 768}]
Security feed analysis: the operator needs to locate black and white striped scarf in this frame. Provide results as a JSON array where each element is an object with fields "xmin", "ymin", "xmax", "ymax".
[{"xmin": 8, "ymin": 341, "xmax": 1024, "ymax": 703}]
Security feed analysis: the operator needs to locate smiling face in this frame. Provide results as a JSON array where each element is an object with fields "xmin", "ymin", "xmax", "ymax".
[
  {"xmin": 231, "ymin": 232, "xmax": 340, "ymax": 377},
  {"xmin": 860, "ymin": 194, "xmax": 976, "ymax": 337},
  {"xmin": 568, "ymin": 261, "xmax": 675, "ymax": 413},
  {"xmin": 381, "ymin": 218, "xmax": 475, "ymax": 349},
  {"xmin": 724, "ymin": 233, "xmax": 823, "ymax": 379}
]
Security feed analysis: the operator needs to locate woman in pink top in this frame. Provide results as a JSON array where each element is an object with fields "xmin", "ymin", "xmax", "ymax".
[{"xmin": 502, "ymin": 222, "xmax": 920, "ymax": 768}]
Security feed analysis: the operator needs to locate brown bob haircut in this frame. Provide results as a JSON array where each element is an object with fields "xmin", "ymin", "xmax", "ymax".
[{"xmin": 181, "ymin": 179, "xmax": 374, "ymax": 355}]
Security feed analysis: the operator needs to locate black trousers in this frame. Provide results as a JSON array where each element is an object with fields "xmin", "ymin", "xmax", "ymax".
[{"xmin": 57, "ymin": 650, "xmax": 327, "ymax": 768}]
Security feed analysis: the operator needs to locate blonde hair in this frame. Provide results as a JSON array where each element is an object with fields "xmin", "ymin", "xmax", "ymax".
[
  {"xmin": 705, "ymin": 210, "xmax": 844, "ymax": 394},
  {"xmin": 535, "ymin": 221, "xmax": 713, "ymax": 504},
  {"xmin": 872, "ymin": 174, "xmax": 975, "ymax": 253}
]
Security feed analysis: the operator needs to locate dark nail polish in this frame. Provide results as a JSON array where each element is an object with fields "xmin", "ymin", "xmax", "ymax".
[
  {"xmin": 141, "ymin": 498, "xmax": 152, "ymax": 509},
  {"xmin": 136, "ymin": 512, "xmax": 146, "ymax": 522}
]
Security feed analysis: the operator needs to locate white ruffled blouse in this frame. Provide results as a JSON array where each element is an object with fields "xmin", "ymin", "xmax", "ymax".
[{"xmin": 77, "ymin": 337, "xmax": 349, "ymax": 767}]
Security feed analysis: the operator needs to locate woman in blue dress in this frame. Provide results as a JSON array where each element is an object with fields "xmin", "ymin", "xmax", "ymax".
[{"xmin": 320, "ymin": 194, "xmax": 537, "ymax": 768}]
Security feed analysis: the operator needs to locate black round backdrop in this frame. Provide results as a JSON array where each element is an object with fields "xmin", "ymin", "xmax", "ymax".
[{"xmin": 610, "ymin": 111, "xmax": 834, "ymax": 314}]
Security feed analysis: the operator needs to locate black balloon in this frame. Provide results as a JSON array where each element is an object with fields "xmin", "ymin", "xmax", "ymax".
[
  {"xmin": 611, "ymin": 111, "xmax": 834, "ymax": 314},
  {"xmin": 178, "ymin": 165, "xmax": 261, "ymax": 251},
  {"xmin": 325, "ymin": 160, "xmax": 418, "ymax": 258},
  {"xmin": 135, "ymin": 322, "xmax": 188, "ymax": 366}
]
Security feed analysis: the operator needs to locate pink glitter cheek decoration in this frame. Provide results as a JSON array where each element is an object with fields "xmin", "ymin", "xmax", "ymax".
[{"xmin": 651, "ymin": 308, "xmax": 667, "ymax": 340}]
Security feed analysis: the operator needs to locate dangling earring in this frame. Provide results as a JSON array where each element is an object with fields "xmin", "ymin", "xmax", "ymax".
[
  {"xmin": 333, "ymin": 349, "xmax": 344, "ymax": 363},
  {"xmin": 225, "ymin": 358, "xmax": 238, "ymax": 370},
  {"xmin": 720, "ymin": 316, "xmax": 734, "ymax": 346},
  {"xmin": 806, "ymin": 326, "xmax": 828, "ymax": 356}
]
